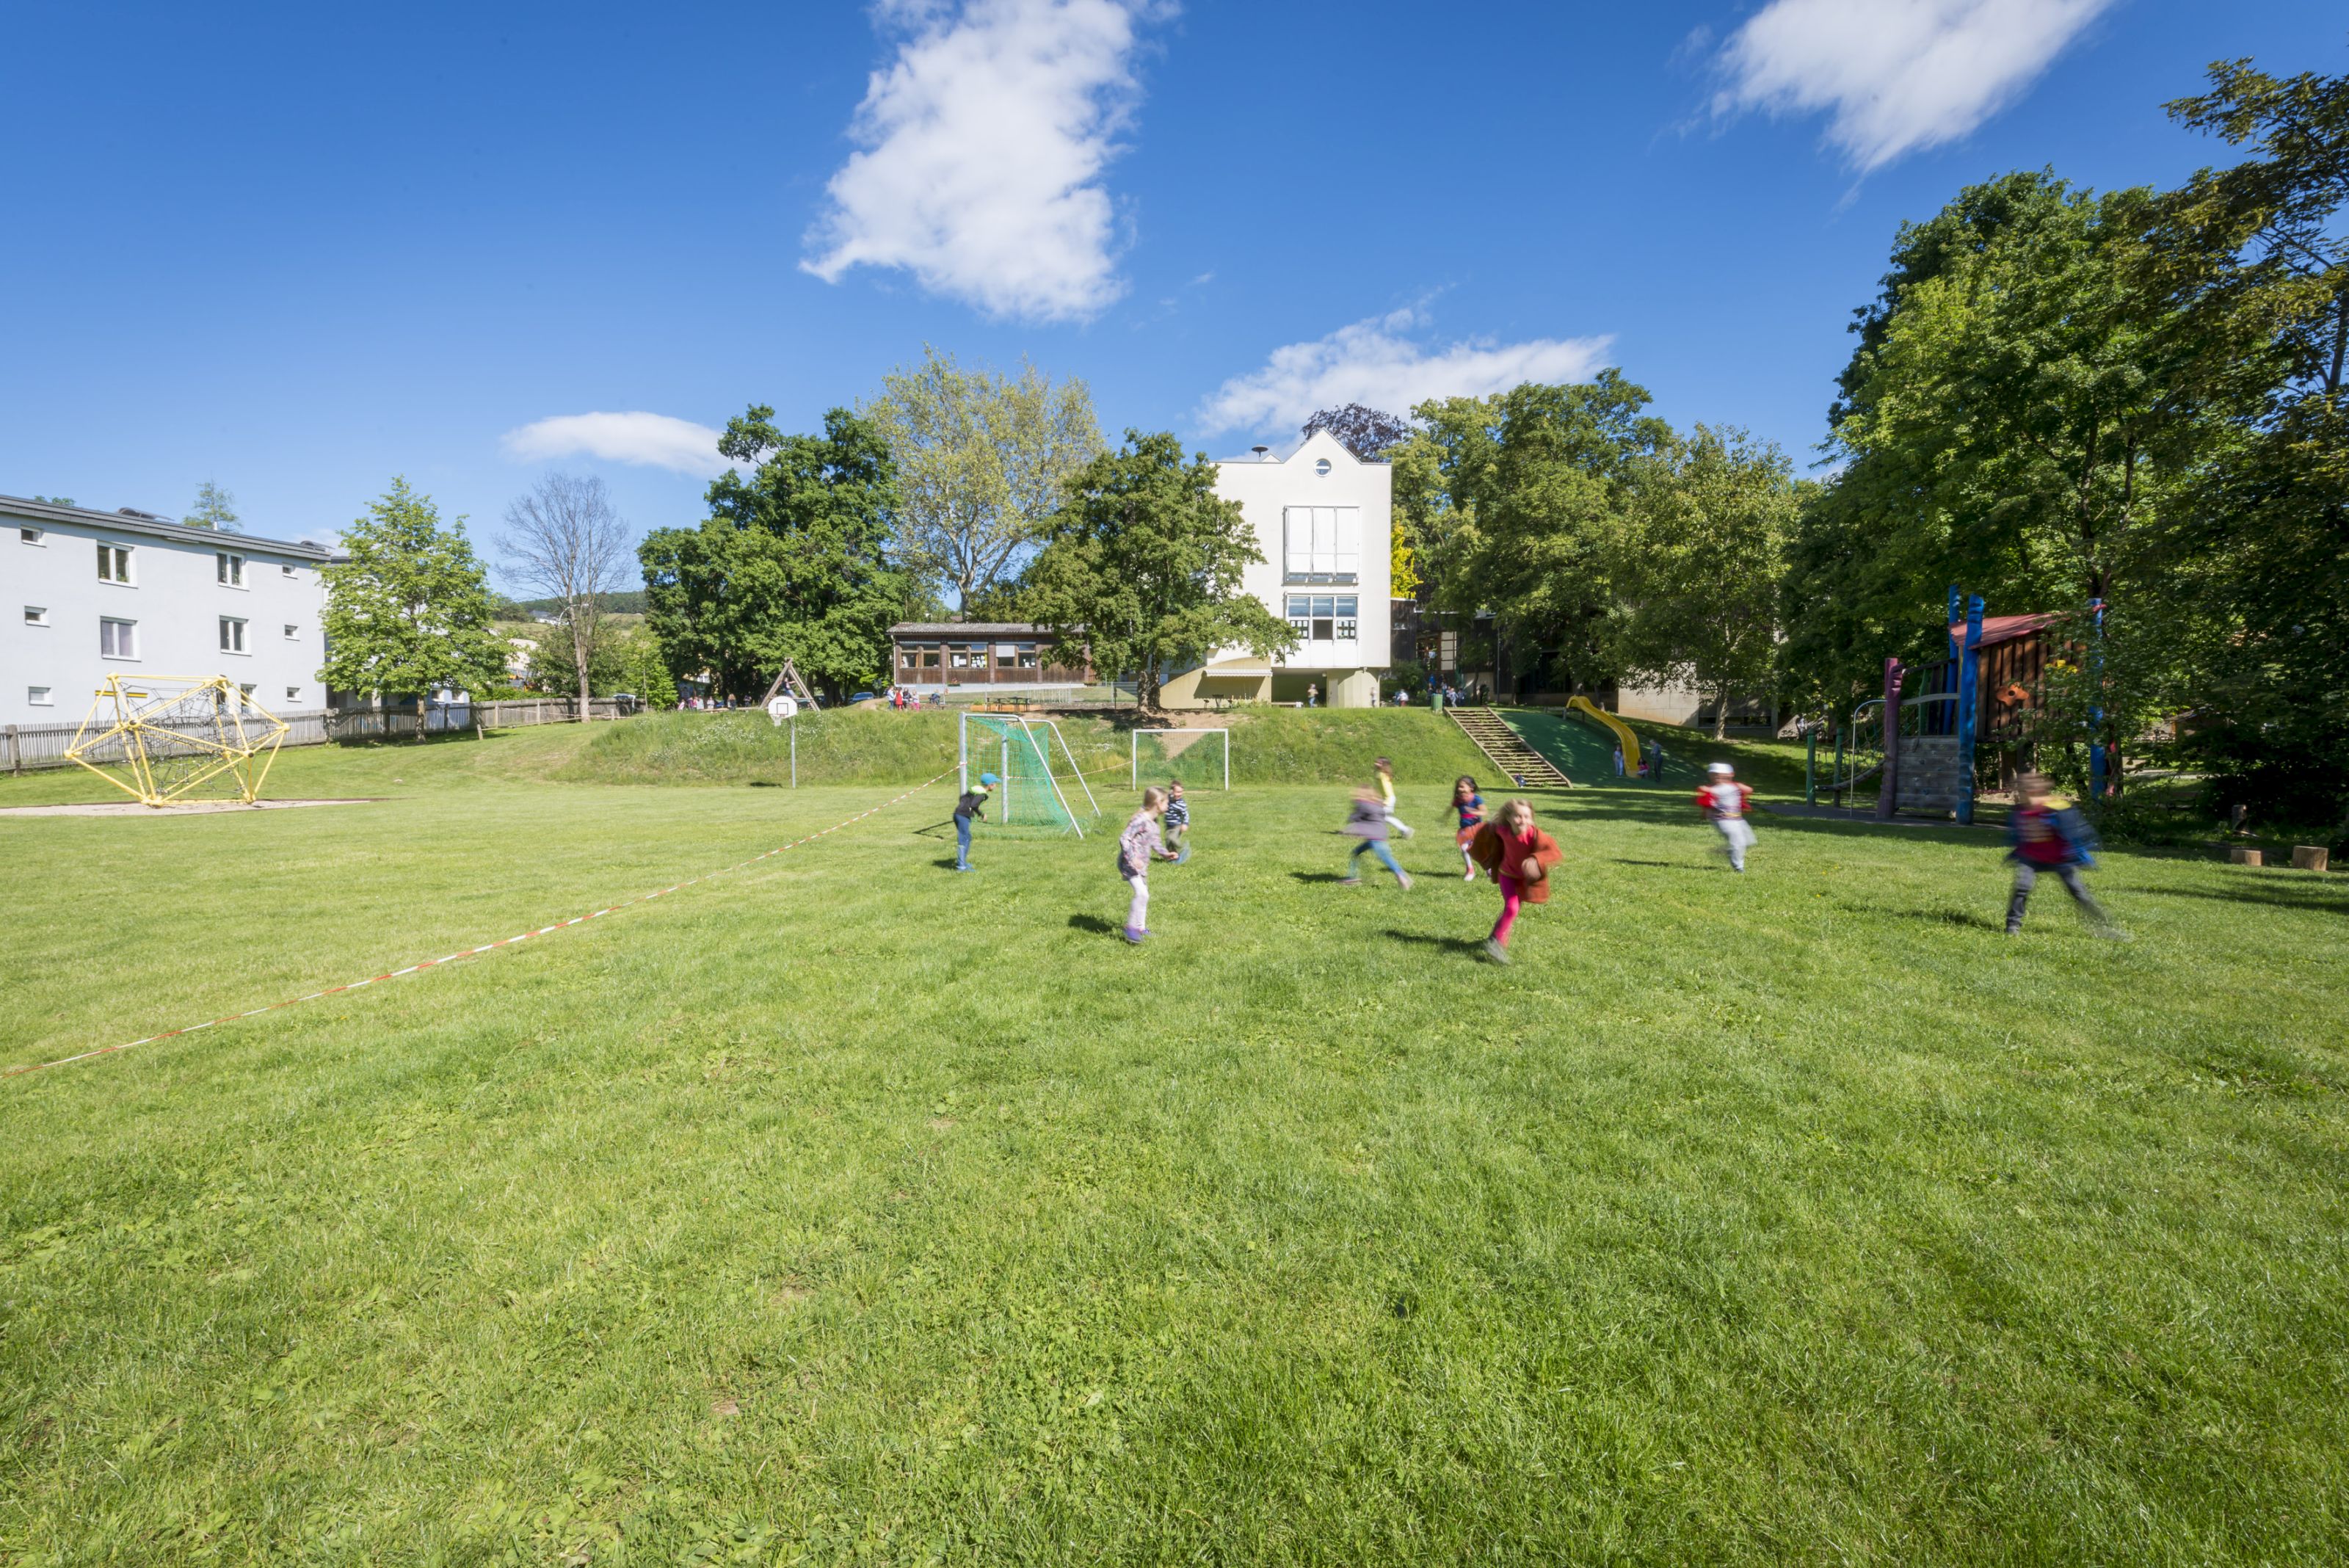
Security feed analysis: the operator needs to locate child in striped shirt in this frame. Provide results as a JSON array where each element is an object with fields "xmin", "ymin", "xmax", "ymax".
[{"xmin": 1162, "ymin": 780, "xmax": 1191, "ymax": 863}]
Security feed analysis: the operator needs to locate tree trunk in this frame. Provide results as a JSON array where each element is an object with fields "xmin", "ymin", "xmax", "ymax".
[
  {"xmin": 415, "ymin": 693, "xmax": 428, "ymax": 743},
  {"xmin": 1713, "ymin": 680, "xmax": 1731, "ymax": 741}
]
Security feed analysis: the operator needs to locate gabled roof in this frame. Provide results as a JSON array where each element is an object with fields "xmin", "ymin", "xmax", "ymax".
[
  {"xmin": 1948, "ymin": 612, "xmax": 2060, "ymax": 650},
  {"xmin": 1215, "ymin": 428, "xmax": 1390, "ymax": 468},
  {"xmin": 0, "ymin": 493, "xmax": 335, "ymax": 560}
]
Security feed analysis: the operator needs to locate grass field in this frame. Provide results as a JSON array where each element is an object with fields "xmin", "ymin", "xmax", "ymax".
[{"xmin": 2, "ymin": 717, "xmax": 2345, "ymax": 1564}]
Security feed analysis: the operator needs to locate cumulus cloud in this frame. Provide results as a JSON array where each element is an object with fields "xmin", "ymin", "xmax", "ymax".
[
  {"xmin": 1195, "ymin": 310, "xmax": 1616, "ymax": 439},
  {"xmin": 1713, "ymin": 0, "xmax": 2114, "ymax": 173},
  {"xmin": 499, "ymin": 412, "xmax": 731, "ymax": 477},
  {"xmin": 801, "ymin": 0, "xmax": 1160, "ymax": 322}
]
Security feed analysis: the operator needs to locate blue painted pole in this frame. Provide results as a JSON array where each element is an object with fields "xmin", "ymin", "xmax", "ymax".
[
  {"xmin": 1956, "ymin": 594, "xmax": 1983, "ymax": 825},
  {"xmin": 2088, "ymin": 596, "xmax": 2107, "ymax": 802}
]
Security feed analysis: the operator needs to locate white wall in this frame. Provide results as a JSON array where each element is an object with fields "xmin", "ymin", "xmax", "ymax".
[
  {"xmin": 1, "ymin": 504, "xmax": 330, "ymax": 727},
  {"xmin": 1210, "ymin": 430, "xmax": 1392, "ymax": 706}
]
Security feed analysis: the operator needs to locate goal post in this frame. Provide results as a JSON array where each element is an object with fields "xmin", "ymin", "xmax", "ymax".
[
  {"xmin": 959, "ymin": 712, "xmax": 1096, "ymax": 838},
  {"xmin": 1130, "ymin": 727, "xmax": 1230, "ymax": 791}
]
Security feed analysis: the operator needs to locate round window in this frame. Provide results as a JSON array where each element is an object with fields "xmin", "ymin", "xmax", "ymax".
[{"xmin": 1314, "ymin": 458, "xmax": 1332, "ymax": 476}]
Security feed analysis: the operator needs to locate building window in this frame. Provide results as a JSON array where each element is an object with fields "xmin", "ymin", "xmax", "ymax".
[
  {"xmin": 1284, "ymin": 595, "xmax": 1358, "ymax": 642},
  {"xmin": 1282, "ymin": 507, "xmax": 1359, "ymax": 584},
  {"xmin": 285, "ymin": 686, "xmax": 301, "ymax": 703},
  {"xmin": 219, "ymin": 616, "xmax": 247, "ymax": 653},
  {"xmin": 23, "ymin": 606, "xmax": 46, "ymax": 626},
  {"xmin": 29, "ymin": 686, "xmax": 53, "ymax": 706},
  {"xmin": 1017, "ymin": 644, "xmax": 1040, "ymax": 669},
  {"xmin": 97, "ymin": 543, "xmax": 132, "ymax": 583},
  {"xmin": 101, "ymin": 617, "xmax": 137, "ymax": 658},
  {"xmin": 283, "ymin": 623, "xmax": 299, "ymax": 640},
  {"xmin": 995, "ymin": 643, "xmax": 1018, "ymax": 669},
  {"xmin": 281, "ymin": 564, "xmax": 297, "ymax": 578},
  {"xmin": 18, "ymin": 526, "xmax": 42, "ymax": 545},
  {"xmin": 239, "ymin": 683, "xmax": 255, "ymax": 698},
  {"xmin": 217, "ymin": 551, "xmax": 245, "ymax": 586}
]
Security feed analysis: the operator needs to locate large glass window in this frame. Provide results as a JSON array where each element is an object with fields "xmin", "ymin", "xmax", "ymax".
[
  {"xmin": 217, "ymin": 551, "xmax": 244, "ymax": 586},
  {"xmin": 1282, "ymin": 507, "xmax": 1359, "ymax": 583},
  {"xmin": 1285, "ymin": 595, "xmax": 1358, "ymax": 642},
  {"xmin": 97, "ymin": 543, "xmax": 132, "ymax": 583},
  {"xmin": 100, "ymin": 617, "xmax": 137, "ymax": 658},
  {"xmin": 219, "ymin": 616, "xmax": 247, "ymax": 653}
]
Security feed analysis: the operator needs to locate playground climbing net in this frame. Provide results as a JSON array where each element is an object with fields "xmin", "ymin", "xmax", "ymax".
[{"xmin": 65, "ymin": 675, "xmax": 290, "ymax": 807}]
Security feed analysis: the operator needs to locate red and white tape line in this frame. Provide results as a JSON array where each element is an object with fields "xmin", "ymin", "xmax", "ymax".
[{"xmin": 6, "ymin": 769, "xmax": 956, "ymax": 1079}]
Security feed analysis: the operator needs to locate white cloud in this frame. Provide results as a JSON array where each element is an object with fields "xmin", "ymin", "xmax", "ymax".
[
  {"xmin": 801, "ymin": 0, "xmax": 1159, "ymax": 322},
  {"xmin": 499, "ymin": 413, "xmax": 730, "ymax": 477},
  {"xmin": 1713, "ymin": 0, "xmax": 2114, "ymax": 173},
  {"xmin": 1195, "ymin": 310, "xmax": 1616, "ymax": 440}
]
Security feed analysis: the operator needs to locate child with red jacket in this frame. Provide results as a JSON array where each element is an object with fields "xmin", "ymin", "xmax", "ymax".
[
  {"xmin": 1695, "ymin": 762, "xmax": 1755, "ymax": 873},
  {"xmin": 2005, "ymin": 772, "xmax": 2124, "ymax": 937},
  {"xmin": 1467, "ymin": 799, "xmax": 1563, "ymax": 964}
]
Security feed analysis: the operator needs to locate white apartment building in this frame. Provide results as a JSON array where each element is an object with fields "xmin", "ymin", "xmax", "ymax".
[
  {"xmin": 1166, "ymin": 429, "xmax": 1391, "ymax": 708},
  {"xmin": 1, "ymin": 495, "xmax": 333, "ymax": 728}
]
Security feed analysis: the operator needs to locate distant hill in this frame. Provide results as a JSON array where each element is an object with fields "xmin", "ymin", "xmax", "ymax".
[{"xmin": 495, "ymin": 589, "xmax": 647, "ymax": 618}]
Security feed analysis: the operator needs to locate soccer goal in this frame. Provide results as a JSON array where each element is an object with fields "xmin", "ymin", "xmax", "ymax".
[
  {"xmin": 1130, "ymin": 727, "xmax": 1230, "ymax": 791},
  {"xmin": 960, "ymin": 713, "xmax": 1100, "ymax": 837}
]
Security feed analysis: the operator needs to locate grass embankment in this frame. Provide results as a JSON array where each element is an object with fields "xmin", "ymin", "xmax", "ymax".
[
  {"xmin": 2, "ymin": 733, "xmax": 2346, "ymax": 1561},
  {"xmin": 556, "ymin": 707, "xmax": 1490, "ymax": 791}
]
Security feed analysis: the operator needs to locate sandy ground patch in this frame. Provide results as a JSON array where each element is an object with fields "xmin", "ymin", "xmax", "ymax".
[{"xmin": 0, "ymin": 798, "xmax": 380, "ymax": 818}]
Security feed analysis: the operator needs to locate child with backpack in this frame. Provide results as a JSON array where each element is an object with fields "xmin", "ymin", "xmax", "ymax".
[
  {"xmin": 1467, "ymin": 799, "xmax": 1562, "ymax": 964},
  {"xmin": 2006, "ymin": 772, "xmax": 2125, "ymax": 938},
  {"xmin": 1340, "ymin": 788, "xmax": 1414, "ymax": 890},
  {"xmin": 1695, "ymin": 761, "xmax": 1755, "ymax": 872},
  {"xmin": 952, "ymin": 772, "xmax": 999, "ymax": 872},
  {"xmin": 1163, "ymin": 780, "xmax": 1191, "ymax": 864},
  {"xmin": 1451, "ymin": 775, "xmax": 1486, "ymax": 881},
  {"xmin": 1117, "ymin": 787, "xmax": 1179, "ymax": 943}
]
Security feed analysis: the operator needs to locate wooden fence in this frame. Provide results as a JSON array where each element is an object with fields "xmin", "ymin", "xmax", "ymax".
[{"xmin": 3, "ymin": 697, "xmax": 645, "ymax": 775}]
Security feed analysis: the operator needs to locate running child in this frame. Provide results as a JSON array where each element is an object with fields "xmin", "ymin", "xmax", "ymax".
[
  {"xmin": 1375, "ymin": 757, "xmax": 1415, "ymax": 838},
  {"xmin": 1340, "ymin": 788, "xmax": 1413, "ymax": 889},
  {"xmin": 1695, "ymin": 761, "xmax": 1755, "ymax": 873},
  {"xmin": 952, "ymin": 771, "xmax": 999, "ymax": 871},
  {"xmin": 1117, "ymin": 786, "xmax": 1179, "ymax": 943},
  {"xmin": 1451, "ymin": 775, "xmax": 1486, "ymax": 880},
  {"xmin": 2005, "ymin": 772, "xmax": 2125, "ymax": 938},
  {"xmin": 1163, "ymin": 779, "xmax": 1191, "ymax": 863},
  {"xmin": 1467, "ymin": 799, "xmax": 1561, "ymax": 964}
]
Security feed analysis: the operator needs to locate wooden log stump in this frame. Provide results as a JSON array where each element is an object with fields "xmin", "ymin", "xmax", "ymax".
[
  {"xmin": 2292, "ymin": 845, "xmax": 2329, "ymax": 873},
  {"xmin": 2229, "ymin": 846, "xmax": 2263, "ymax": 866}
]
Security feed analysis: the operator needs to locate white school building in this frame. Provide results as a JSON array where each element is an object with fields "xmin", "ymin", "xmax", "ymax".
[
  {"xmin": 1161, "ymin": 429, "xmax": 1391, "ymax": 709},
  {"xmin": 1, "ymin": 495, "xmax": 334, "ymax": 728}
]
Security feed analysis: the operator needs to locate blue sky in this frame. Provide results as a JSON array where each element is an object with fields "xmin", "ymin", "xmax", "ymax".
[{"xmin": 1, "ymin": 1, "xmax": 2338, "ymax": 586}]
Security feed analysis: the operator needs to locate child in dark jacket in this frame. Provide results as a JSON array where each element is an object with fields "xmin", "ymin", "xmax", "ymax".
[
  {"xmin": 1163, "ymin": 780, "xmax": 1191, "ymax": 863},
  {"xmin": 952, "ymin": 772, "xmax": 998, "ymax": 871},
  {"xmin": 2005, "ymin": 773, "xmax": 2124, "ymax": 937}
]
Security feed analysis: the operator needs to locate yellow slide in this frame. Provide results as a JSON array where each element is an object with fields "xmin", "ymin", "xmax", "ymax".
[{"xmin": 1565, "ymin": 696, "xmax": 1641, "ymax": 769}]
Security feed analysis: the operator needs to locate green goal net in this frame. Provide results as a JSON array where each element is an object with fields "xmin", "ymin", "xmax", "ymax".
[{"xmin": 960, "ymin": 714, "xmax": 1098, "ymax": 837}]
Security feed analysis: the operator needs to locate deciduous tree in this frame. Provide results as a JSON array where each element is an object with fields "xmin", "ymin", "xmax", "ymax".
[
  {"xmin": 501, "ymin": 473, "xmax": 631, "ymax": 722},
  {"xmin": 318, "ymin": 479, "xmax": 509, "ymax": 733},
  {"xmin": 1024, "ymin": 431, "xmax": 1296, "ymax": 711}
]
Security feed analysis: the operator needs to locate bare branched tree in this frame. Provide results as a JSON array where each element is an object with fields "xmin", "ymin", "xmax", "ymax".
[{"xmin": 501, "ymin": 474, "xmax": 631, "ymax": 719}]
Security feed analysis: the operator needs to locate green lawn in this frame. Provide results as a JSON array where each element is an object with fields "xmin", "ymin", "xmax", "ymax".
[{"xmin": 2, "ymin": 723, "xmax": 2345, "ymax": 1564}]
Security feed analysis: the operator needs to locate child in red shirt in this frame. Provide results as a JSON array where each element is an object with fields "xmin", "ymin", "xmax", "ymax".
[
  {"xmin": 1467, "ymin": 799, "xmax": 1562, "ymax": 964},
  {"xmin": 1695, "ymin": 762, "xmax": 1755, "ymax": 873}
]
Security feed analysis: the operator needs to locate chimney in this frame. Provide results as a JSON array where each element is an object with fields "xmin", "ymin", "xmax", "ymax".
[{"xmin": 1251, "ymin": 445, "xmax": 1271, "ymax": 462}]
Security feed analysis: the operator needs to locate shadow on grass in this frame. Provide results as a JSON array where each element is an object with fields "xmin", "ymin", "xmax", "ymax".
[
  {"xmin": 932, "ymin": 857, "xmax": 963, "ymax": 871},
  {"xmin": 1290, "ymin": 871, "xmax": 1354, "ymax": 884},
  {"xmin": 1380, "ymin": 929, "xmax": 1485, "ymax": 956},
  {"xmin": 1878, "ymin": 907, "xmax": 2005, "ymax": 932},
  {"xmin": 1608, "ymin": 858, "xmax": 1685, "ymax": 869},
  {"xmin": 2137, "ymin": 885, "xmax": 2348, "ymax": 917},
  {"xmin": 1067, "ymin": 914, "xmax": 1124, "ymax": 937}
]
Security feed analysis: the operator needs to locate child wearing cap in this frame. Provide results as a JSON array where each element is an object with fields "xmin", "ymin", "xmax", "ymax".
[
  {"xmin": 1696, "ymin": 761, "xmax": 1755, "ymax": 872},
  {"xmin": 953, "ymin": 772, "xmax": 998, "ymax": 871}
]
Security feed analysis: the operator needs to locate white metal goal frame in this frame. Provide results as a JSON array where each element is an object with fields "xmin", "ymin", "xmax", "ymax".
[
  {"xmin": 1130, "ymin": 727, "xmax": 1230, "ymax": 791},
  {"xmin": 959, "ymin": 712, "xmax": 1100, "ymax": 837}
]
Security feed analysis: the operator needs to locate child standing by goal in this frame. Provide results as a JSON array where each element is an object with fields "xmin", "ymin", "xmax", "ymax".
[
  {"xmin": 1467, "ymin": 799, "xmax": 1561, "ymax": 964},
  {"xmin": 1162, "ymin": 779, "xmax": 1191, "ymax": 863},
  {"xmin": 1117, "ymin": 787, "xmax": 1178, "ymax": 943},
  {"xmin": 1451, "ymin": 775, "xmax": 1486, "ymax": 880},
  {"xmin": 952, "ymin": 771, "xmax": 998, "ymax": 872},
  {"xmin": 1695, "ymin": 761, "xmax": 1755, "ymax": 873}
]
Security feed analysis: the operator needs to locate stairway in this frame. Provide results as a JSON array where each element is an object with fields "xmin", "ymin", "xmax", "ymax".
[{"xmin": 1448, "ymin": 706, "xmax": 1572, "ymax": 788}]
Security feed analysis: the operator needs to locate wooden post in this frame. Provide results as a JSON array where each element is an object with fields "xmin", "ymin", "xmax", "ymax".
[
  {"xmin": 2292, "ymin": 846, "xmax": 2329, "ymax": 873},
  {"xmin": 4, "ymin": 725, "xmax": 16, "ymax": 777},
  {"xmin": 2229, "ymin": 847, "xmax": 2263, "ymax": 866}
]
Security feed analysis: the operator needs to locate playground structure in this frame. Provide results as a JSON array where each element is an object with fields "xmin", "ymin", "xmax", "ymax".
[
  {"xmin": 959, "ymin": 713, "xmax": 1099, "ymax": 837},
  {"xmin": 1563, "ymin": 697, "xmax": 1641, "ymax": 774},
  {"xmin": 64, "ymin": 675, "xmax": 290, "ymax": 807}
]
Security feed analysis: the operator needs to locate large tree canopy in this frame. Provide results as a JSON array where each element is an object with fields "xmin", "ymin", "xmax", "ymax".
[
  {"xmin": 638, "ymin": 407, "xmax": 920, "ymax": 700},
  {"xmin": 318, "ymin": 479, "xmax": 509, "ymax": 710},
  {"xmin": 1024, "ymin": 431, "xmax": 1296, "ymax": 711},
  {"xmin": 863, "ymin": 346, "xmax": 1102, "ymax": 611}
]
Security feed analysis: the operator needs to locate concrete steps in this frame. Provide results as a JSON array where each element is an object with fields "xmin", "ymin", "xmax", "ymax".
[{"xmin": 1447, "ymin": 706, "xmax": 1572, "ymax": 788}]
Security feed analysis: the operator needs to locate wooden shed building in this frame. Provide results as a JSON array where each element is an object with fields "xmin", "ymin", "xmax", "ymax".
[{"xmin": 889, "ymin": 623, "xmax": 1092, "ymax": 694}]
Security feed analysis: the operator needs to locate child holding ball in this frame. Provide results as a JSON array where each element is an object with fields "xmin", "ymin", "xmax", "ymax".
[{"xmin": 1467, "ymin": 799, "xmax": 1561, "ymax": 964}]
